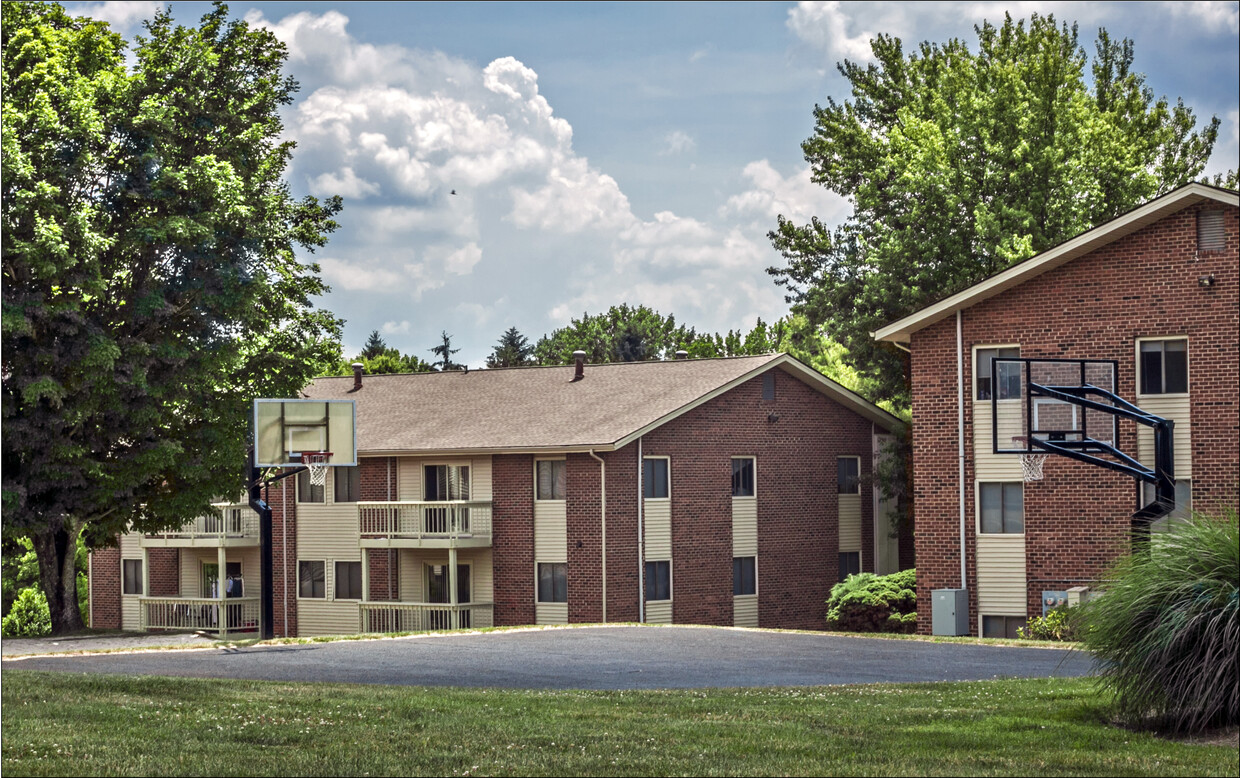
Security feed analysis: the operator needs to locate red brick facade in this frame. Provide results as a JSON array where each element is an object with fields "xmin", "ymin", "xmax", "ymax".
[
  {"xmin": 909, "ymin": 201, "xmax": 1239, "ymax": 634},
  {"xmin": 89, "ymin": 546, "xmax": 121, "ymax": 629},
  {"xmin": 492, "ymin": 454, "xmax": 536, "ymax": 626}
]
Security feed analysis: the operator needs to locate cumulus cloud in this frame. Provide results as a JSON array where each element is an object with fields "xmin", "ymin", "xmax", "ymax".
[
  {"xmin": 721, "ymin": 161, "xmax": 851, "ymax": 227},
  {"xmin": 660, "ymin": 130, "xmax": 697, "ymax": 156},
  {"xmin": 787, "ymin": 1, "xmax": 879, "ymax": 62},
  {"xmin": 69, "ymin": 1, "xmax": 163, "ymax": 33},
  {"xmin": 1160, "ymin": 1, "xmax": 1239, "ymax": 34},
  {"xmin": 381, "ymin": 320, "xmax": 411, "ymax": 335}
]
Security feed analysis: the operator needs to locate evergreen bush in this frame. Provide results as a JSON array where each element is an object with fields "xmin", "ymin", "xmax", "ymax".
[
  {"xmin": 2, "ymin": 586, "xmax": 52, "ymax": 637},
  {"xmin": 826, "ymin": 568, "xmax": 916, "ymax": 633},
  {"xmin": 1019, "ymin": 607, "xmax": 1076, "ymax": 641},
  {"xmin": 1076, "ymin": 510, "xmax": 1238, "ymax": 734}
]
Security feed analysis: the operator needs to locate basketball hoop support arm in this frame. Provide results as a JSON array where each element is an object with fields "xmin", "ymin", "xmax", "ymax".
[{"xmin": 247, "ymin": 454, "xmax": 308, "ymax": 641}]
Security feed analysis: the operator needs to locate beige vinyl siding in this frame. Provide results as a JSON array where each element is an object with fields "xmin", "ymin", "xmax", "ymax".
[
  {"xmin": 732, "ymin": 497, "xmax": 757, "ymax": 557},
  {"xmin": 536, "ymin": 603, "xmax": 569, "ymax": 625},
  {"xmin": 733, "ymin": 595, "xmax": 758, "ymax": 627},
  {"xmin": 976, "ymin": 534, "xmax": 1027, "ymax": 616},
  {"xmin": 119, "ymin": 532, "xmax": 142, "ymax": 630},
  {"xmin": 534, "ymin": 501, "xmax": 568, "ymax": 562},
  {"xmin": 395, "ymin": 548, "xmax": 492, "ymax": 602},
  {"xmin": 838, "ymin": 494, "xmax": 863, "ymax": 553},
  {"xmin": 1136, "ymin": 395, "xmax": 1192, "ymax": 477},
  {"xmin": 298, "ymin": 598, "xmax": 360, "ymax": 636},
  {"xmin": 644, "ymin": 500, "xmax": 672, "ymax": 560},
  {"xmin": 296, "ymin": 475, "xmax": 361, "ymax": 561},
  {"xmin": 396, "ymin": 455, "xmax": 491, "ymax": 500},
  {"xmin": 398, "ymin": 549, "xmax": 424, "ymax": 602},
  {"xmin": 973, "ymin": 401, "xmax": 1025, "ymax": 480},
  {"xmin": 179, "ymin": 547, "xmax": 261, "ymax": 598},
  {"xmin": 645, "ymin": 600, "xmax": 672, "ymax": 624}
]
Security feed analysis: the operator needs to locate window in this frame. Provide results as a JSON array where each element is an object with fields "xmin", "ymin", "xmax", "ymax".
[
  {"xmin": 976, "ymin": 347, "xmax": 1021, "ymax": 400},
  {"xmin": 297, "ymin": 469, "xmax": 324, "ymax": 503},
  {"xmin": 731, "ymin": 458, "xmax": 755, "ymax": 497},
  {"xmin": 335, "ymin": 561, "xmax": 363, "ymax": 600},
  {"xmin": 1198, "ymin": 210, "xmax": 1225, "ymax": 253},
  {"xmin": 299, "ymin": 560, "xmax": 325, "ymax": 598},
  {"xmin": 536, "ymin": 460, "xmax": 566, "ymax": 500},
  {"xmin": 1139, "ymin": 339, "xmax": 1188, "ymax": 395},
  {"xmin": 837, "ymin": 457, "xmax": 860, "ymax": 494},
  {"xmin": 425, "ymin": 464, "xmax": 470, "ymax": 500},
  {"xmin": 980, "ymin": 483, "xmax": 1024, "ymax": 534},
  {"xmin": 838, "ymin": 551, "xmax": 861, "ymax": 581},
  {"xmin": 537, "ymin": 563, "xmax": 568, "ymax": 603},
  {"xmin": 733, "ymin": 557, "xmax": 756, "ymax": 596},
  {"xmin": 982, "ymin": 615, "xmax": 1024, "ymax": 639},
  {"xmin": 762, "ymin": 372, "xmax": 775, "ymax": 401},
  {"xmin": 645, "ymin": 560, "xmax": 671, "ymax": 601},
  {"xmin": 122, "ymin": 559, "xmax": 143, "ymax": 595},
  {"xmin": 334, "ymin": 466, "xmax": 361, "ymax": 502},
  {"xmin": 643, "ymin": 458, "xmax": 669, "ymax": 499}
]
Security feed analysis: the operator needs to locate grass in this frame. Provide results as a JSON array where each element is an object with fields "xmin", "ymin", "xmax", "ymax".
[{"xmin": 2, "ymin": 672, "xmax": 1236, "ymax": 776}]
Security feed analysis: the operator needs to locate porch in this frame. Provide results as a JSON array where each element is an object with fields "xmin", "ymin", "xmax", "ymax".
[
  {"xmin": 139, "ymin": 596, "xmax": 261, "ymax": 638},
  {"xmin": 358, "ymin": 500, "xmax": 492, "ymax": 548},
  {"xmin": 359, "ymin": 602, "xmax": 493, "ymax": 632},
  {"xmin": 141, "ymin": 503, "xmax": 259, "ymax": 547}
]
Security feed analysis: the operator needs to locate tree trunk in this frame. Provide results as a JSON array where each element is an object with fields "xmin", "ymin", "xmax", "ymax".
[{"xmin": 32, "ymin": 517, "xmax": 86, "ymax": 635}]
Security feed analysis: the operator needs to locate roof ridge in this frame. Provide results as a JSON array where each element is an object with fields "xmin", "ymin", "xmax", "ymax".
[{"xmin": 312, "ymin": 352, "xmax": 782, "ymax": 380}]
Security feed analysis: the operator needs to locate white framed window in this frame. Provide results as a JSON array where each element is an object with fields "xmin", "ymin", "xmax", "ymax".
[
  {"xmin": 643, "ymin": 457, "xmax": 670, "ymax": 500},
  {"xmin": 837, "ymin": 456, "xmax": 861, "ymax": 494},
  {"xmin": 298, "ymin": 560, "xmax": 326, "ymax": 599},
  {"xmin": 645, "ymin": 560, "xmax": 671, "ymax": 601},
  {"xmin": 982, "ymin": 614, "xmax": 1025, "ymax": 639},
  {"xmin": 424, "ymin": 464, "xmax": 470, "ymax": 500},
  {"xmin": 334, "ymin": 466, "xmax": 361, "ymax": 503},
  {"xmin": 731, "ymin": 457, "xmax": 755, "ymax": 498},
  {"xmin": 974, "ymin": 346, "xmax": 1021, "ymax": 401},
  {"xmin": 1137, "ymin": 338, "xmax": 1188, "ymax": 396},
  {"xmin": 122, "ymin": 559, "xmax": 143, "ymax": 595},
  {"xmin": 733, "ymin": 556, "xmax": 757, "ymax": 596},
  {"xmin": 537, "ymin": 562, "xmax": 567, "ymax": 603},
  {"xmin": 535, "ymin": 459, "xmax": 567, "ymax": 501},
  {"xmin": 978, "ymin": 482, "xmax": 1024, "ymax": 534},
  {"xmin": 296, "ymin": 469, "xmax": 325, "ymax": 503}
]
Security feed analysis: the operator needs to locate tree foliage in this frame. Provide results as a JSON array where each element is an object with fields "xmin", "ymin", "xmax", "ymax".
[
  {"xmin": 768, "ymin": 14, "xmax": 1223, "ymax": 411},
  {"xmin": 359, "ymin": 330, "xmax": 387, "ymax": 360},
  {"xmin": 331, "ymin": 330, "xmax": 435, "ymax": 376},
  {"xmin": 2, "ymin": 1, "xmax": 343, "ymax": 633},
  {"xmin": 429, "ymin": 330, "xmax": 463, "ymax": 371},
  {"xmin": 486, "ymin": 326, "xmax": 534, "ymax": 368}
]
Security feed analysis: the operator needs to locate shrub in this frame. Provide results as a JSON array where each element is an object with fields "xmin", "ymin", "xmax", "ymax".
[
  {"xmin": 1019, "ymin": 607, "xmax": 1076, "ymax": 641},
  {"xmin": 1, "ymin": 586, "xmax": 52, "ymax": 637},
  {"xmin": 1076, "ymin": 510, "xmax": 1238, "ymax": 734},
  {"xmin": 826, "ymin": 568, "xmax": 916, "ymax": 633}
]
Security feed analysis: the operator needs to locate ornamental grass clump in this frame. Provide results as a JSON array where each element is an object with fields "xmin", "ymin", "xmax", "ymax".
[
  {"xmin": 1077, "ymin": 510, "xmax": 1238, "ymax": 734},
  {"xmin": 826, "ymin": 568, "xmax": 916, "ymax": 633}
]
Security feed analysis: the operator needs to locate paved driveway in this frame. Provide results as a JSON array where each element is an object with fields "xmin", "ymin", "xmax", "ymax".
[{"xmin": 4, "ymin": 626, "xmax": 1094, "ymax": 690}]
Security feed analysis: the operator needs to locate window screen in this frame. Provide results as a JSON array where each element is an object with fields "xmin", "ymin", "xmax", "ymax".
[
  {"xmin": 1140, "ymin": 339, "xmax": 1188, "ymax": 395},
  {"xmin": 424, "ymin": 465, "xmax": 470, "ymax": 501},
  {"xmin": 335, "ymin": 561, "xmax": 363, "ymax": 600},
  {"xmin": 976, "ymin": 347, "xmax": 1021, "ymax": 400},
  {"xmin": 838, "ymin": 551, "xmax": 861, "ymax": 581},
  {"xmin": 643, "ymin": 459, "xmax": 669, "ymax": 499},
  {"xmin": 732, "ymin": 458, "xmax": 755, "ymax": 497},
  {"xmin": 837, "ymin": 457, "xmax": 860, "ymax": 494},
  {"xmin": 122, "ymin": 559, "xmax": 143, "ymax": 595},
  {"xmin": 334, "ymin": 466, "xmax": 361, "ymax": 502},
  {"xmin": 733, "ymin": 557, "xmax": 756, "ymax": 595},
  {"xmin": 645, "ymin": 561, "xmax": 671, "ymax": 600},
  {"xmin": 1197, "ymin": 210, "xmax": 1225, "ymax": 253},
  {"xmin": 537, "ymin": 563, "xmax": 567, "ymax": 603},
  {"xmin": 297, "ymin": 469, "xmax": 325, "ymax": 503},
  {"xmin": 536, "ymin": 460, "xmax": 567, "ymax": 500},
  {"xmin": 299, "ymin": 560, "xmax": 325, "ymax": 598},
  {"xmin": 980, "ymin": 483, "xmax": 1024, "ymax": 534}
]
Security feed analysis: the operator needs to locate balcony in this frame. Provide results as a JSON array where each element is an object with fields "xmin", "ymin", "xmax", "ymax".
[
  {"xmin": 358, "ymin": 501, "xmax": 492, "ymax": 548},
  {"xmin": 359, "ymin": 602, "xmax": 493, "ymax": 633},
  {"xmin": 139, "ymin": 596, "xmax": 261, "ymax": 638},
  {"xmin": 141, "ymin": 503, "xmax": 259, "ymax": 547}
]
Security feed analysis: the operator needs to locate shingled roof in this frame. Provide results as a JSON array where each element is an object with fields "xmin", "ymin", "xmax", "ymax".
[{"xmin": 301, "ymin": 353, "xmax": 900, "ymax": 455}]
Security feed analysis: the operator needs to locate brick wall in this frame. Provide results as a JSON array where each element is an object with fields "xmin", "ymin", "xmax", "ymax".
[
  {"xmin": 266, "ymin": 475, "xmax": 298, "ymax": 637},
  {"xmin": 89, "ymin": 546, "xmax": 121, "ymax": 629},
  {"xmin": 909, "ymin": 201, "xmax": 1239, "ymax": 634},
  {"xmin": 148, "ymin": 549, "xmax": 180, "ymax": 597},
  {"xmin": 492, "ymin": 454, "xmax": 535, "ymax": 626}
]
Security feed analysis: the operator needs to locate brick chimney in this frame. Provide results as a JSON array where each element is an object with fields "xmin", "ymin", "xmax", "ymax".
[
  {"xmin": 352, "ymin": 362, "xmax": 364, "ymax": 390},
  {"xmin": 573, "ymin": 350, "xmax": 586, "ymax": 381}
]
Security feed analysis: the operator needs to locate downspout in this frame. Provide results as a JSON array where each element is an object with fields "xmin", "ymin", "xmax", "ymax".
[
  {"xmin": 282, "ymin": 479, "xmax": 288, "ymax": 637},
  {"xmin": 957, "ymin": 310, "xmax": 967, "ymax": 591},
  {"xmin": 388, "ymin": 457, "xmax": 395, "ymax": 601},
  {"xmin": 637, "ymin": 436, "xmax": 644, "ymax": 623},
  {"xmin": 87, "ymin": 552, "xmax": 93, "ymax": 629},
  {"xmin": 589, "ymin": 449, "xmax": 607, "ymax": 623}
]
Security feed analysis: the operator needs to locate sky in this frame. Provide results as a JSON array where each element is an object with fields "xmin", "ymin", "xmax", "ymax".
[{"xmin": 68, "ymin": 1, "xmax": 1240, "ymax": 367}]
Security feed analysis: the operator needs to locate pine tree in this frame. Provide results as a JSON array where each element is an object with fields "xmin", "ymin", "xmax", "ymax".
[
  {"xmin": 430, "ymin": 331, "xmax": 463, "ymax": 371},
  {"xmin": 486, "ymin": 327, "xmax": 534, "ymax": 368}
]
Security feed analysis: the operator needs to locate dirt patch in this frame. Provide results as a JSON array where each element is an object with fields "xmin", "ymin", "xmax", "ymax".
[{"xmin": 1170, "ymin": 725, "xmax": 1239, "ymax": 748}]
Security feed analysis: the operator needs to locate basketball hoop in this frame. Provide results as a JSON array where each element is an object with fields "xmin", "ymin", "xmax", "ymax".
[
  {"xmin": 1012, "ymin": 437, "xmax": 1047, "ymax": 482},
  {"xmin": 300, "ymin": 452, "xmax": 332, "ymax": 487}
]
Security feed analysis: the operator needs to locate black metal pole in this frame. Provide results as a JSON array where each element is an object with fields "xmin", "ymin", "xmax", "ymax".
[{"xmin": 248, "ymin": 462, "xmax": 275, "ymax": 640}]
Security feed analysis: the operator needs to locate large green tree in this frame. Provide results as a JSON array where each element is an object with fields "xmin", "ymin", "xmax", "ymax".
[
  {"xmin": 768, "ymin": 14, "xmax": 1223, "ymax": 411},
  {"xmin": 2, "ymin": 2, "xmax": 343, "ymax": 633},
  {"xmin": 486, "ymin": 326, "xmax": 534, "ymax": 368}
]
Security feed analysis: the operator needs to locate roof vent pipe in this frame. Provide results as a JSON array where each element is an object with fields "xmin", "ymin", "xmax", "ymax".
[
  {"xmin": 674, "ymin": 350, "xmax": 688, "ymax": 360},
  {"xmin": 352, "ymin": 362, "xmax": 364, "ymax": 390},
  {"xmin": 572, "ymin": 350, "xmax": 586, "ymax": 381}
]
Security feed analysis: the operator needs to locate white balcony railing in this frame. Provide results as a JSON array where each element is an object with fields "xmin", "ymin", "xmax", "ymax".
[
  {"xmin": 359, "ymin": 602, "xmax": 493, "ymax": 633},
  {"xmin": 140, "ymin": 596, "xmax": 261, "ymax": 637},
  {"xmin": 358, "ymin": 501, "xmax": 492, "ymax": 543},
  {"xmin": 146, "ymin": 503, "xmax": 259, "ymax": 541}
]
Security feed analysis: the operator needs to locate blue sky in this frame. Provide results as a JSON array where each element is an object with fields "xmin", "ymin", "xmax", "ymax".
[{"xmin": 69, "ymin": 2, "xmax": 1240, "ymax": 366}]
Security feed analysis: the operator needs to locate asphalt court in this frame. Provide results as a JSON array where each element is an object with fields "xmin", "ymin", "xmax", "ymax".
[{"xmin": 5, "ymin": 626, "xmax": 1094, "ymax": 689}]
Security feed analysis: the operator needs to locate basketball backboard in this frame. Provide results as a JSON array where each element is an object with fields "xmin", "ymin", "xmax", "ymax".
[
  {"xmin": 253, "ymin": 399, "xmax": 356, "ymax": 468},
  {"xmin": 992, "ymin": 358, "xmax": 1119, "ymax": 455}
]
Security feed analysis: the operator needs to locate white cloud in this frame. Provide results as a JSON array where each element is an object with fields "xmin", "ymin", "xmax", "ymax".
[
  {"xmin": 660, "ymin": 130, "xmax": 697, "ymax": 156},
  {"xmin": 787, "ymin": 1, "xmax": 878, "ymax": 62},
  {"xmin": 309, "ymin": 167, "xmax": 379, "ymax": 199},
  {"xmin": 721, "ymin": 160, "xmax": 851, "ymax": 227},
  {"xmin": 441, "ymin": 243, "xmax": 482, "ymax": 276},
  {"xmin": 317, "ymin": 256, "xmax": 410, "ymax": 292},
  {"xmin": 70, "ymin": 1, "xmax": 163, "ymax": 32},
  {"xmin": 1161, "ymin": 1, "xmax": 1239, "ymax": 34},
  {"xmin": 381, "ymin": 320, "xmax": 411, "ymax": 335}
]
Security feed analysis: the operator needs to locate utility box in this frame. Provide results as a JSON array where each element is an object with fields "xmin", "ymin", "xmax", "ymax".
[
  {"xmin": 1041, "ymin": 590, "xmax": 1068, "ymax": 616},
  {"xmin": 932, "ymin": 588, "xmax": 969, "ymax": 636}
]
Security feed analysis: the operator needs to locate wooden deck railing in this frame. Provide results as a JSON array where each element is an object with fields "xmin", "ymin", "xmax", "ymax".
[
  {"xmin": 140, "ymin": 596, "xmax": 260, "ymax": 637},
  {"xmin": 358, "ymin": 501, "xmax": 492, "ymax": 542},
  {"xmin": 145, "ymin": 503, "xmax": 259, "ymax": 541},
  {"xmin": 359, "ymin": 602, "xmax": 494, "ymax": 633}
]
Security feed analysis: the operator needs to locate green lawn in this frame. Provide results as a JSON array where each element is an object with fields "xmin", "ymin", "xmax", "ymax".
[{"xmin": 1, "ymin": 671, "xmax": 1234, "ymax": 777}]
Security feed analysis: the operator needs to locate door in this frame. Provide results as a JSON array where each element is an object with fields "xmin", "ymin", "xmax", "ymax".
[
  {"xmin": 423, "ymin": 465, "xmax": 471, "ymax": 532},
  {"xmin": 425, "ymin": 563, "xmax": 471, "ymax": 629}
]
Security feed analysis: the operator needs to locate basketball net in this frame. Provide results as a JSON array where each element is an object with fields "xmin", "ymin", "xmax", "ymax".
[
  {"xmin": 301, "ymin": 452, "xmax": 332, "ymax": 487},
  {"xmin": 1012, "ymin": 437, "xmax": 1047, "ymax": 482}
]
